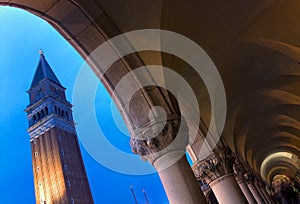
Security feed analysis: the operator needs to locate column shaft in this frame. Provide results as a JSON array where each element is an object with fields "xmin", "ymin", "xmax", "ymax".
[
  {"xmin": 158, "ymin": 156, "xmax": 207, "ymax": 204},
  {"xmin": 233, "ymin": 163, "xmax": 257, "ymax": 204},
  {"xmin": 255, "ymin": 183, "xmax": 269, "ymax": 204},
  {"xmin": 210, "ymin": 174, "xmax": 248, "ymax": 204},
  {"xmin": 237, "ymin": 180, "xmax": 257, "ymax": 204},
  {"xmin": 247, "ymin": 183, "xmax": 265, "ymax": 204},
  {"xmin": 260, "ymin": 185, "xmax": 273, "ymax": 204}
]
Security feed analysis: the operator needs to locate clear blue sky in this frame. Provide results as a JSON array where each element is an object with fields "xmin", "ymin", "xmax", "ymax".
[{"xmin": 0, "ymin": 6, "xmax": 169, "ymax": 203}]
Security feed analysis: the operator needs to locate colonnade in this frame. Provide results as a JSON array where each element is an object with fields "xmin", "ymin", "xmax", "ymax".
[
  {"xmin": 191, "ymin": 147, "xmax": 274, "ymax": 204},
  {"xmin": 130, "ymin": 117, "xmax": 274, "ymax": 204}
]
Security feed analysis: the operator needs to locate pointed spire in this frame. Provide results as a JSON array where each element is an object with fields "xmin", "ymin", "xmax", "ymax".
[{"xmin": 30, "ymin": 50, "xmax": 62, "ymax": 89}]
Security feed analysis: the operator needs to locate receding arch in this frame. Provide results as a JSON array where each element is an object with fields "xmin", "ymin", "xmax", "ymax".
[{"xmin": 239, "ymin": 37, "xmax": 300, "ymax": 62}]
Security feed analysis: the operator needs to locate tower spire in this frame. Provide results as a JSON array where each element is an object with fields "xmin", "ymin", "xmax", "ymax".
[{"xmin": 30, "ymin": 51, "xmax": 62, "ymax": 89}]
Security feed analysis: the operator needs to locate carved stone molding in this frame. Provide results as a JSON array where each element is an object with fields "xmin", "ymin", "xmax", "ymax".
[
  {"xmin": 192, "ymin": 147, "xmax": 235, "ymax": 184},
  {"xmin": 28, "ymin": 115, "xmax": 76, "ymax": 141},
  {"xmin": 130, "ymin": 115, "xmax": 189, "ymax": 167}
]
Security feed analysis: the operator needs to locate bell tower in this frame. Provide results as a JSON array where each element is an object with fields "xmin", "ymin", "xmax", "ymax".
[{"xmin": 25, "ymin": 51, "xmax": 94, "ymax": 204}]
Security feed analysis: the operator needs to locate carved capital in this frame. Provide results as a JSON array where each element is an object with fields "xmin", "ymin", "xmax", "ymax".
[
  {"xmin": 244, "ymin": 172, "xmax": 255, "ymax": 184},
  {"xmin": 192, "ymin": 147, "xmax": 235, "ymax": 184},
  {"xmin": 233, "ymin": 163, "xmax": 246, "ymax": 182},
  {"xmin": 130, "ymin": 115, "xmax": 189, "ymax": 168}
]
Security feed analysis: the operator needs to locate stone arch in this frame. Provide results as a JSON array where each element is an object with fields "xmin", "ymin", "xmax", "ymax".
[
  {"xmin": 0, "ymin": 1, "xmax": 178, "ymax": 134},
  {"xmin": 239, "ymin": 37, "xmax": 300, "ymax": 62},
  {"xmin": 0, "ymin": 3, "xmax": 206, "ymax": 203}
]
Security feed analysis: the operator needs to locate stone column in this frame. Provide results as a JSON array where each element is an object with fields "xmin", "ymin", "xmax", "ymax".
[
  {"xmin": 254, "ymin": 178, "xmax": 269, "ymax": 204},
  {"xmin": 255, "ymin": 177, "xmax": 273, "ymax": 204},
  {"xmin": 262, "ymin": 186, "xmax": 273, "ymax": 204},
  {"xmin": 233, "ymin": 163, "xmax": 257, "ymax": 204},
  {"xmin": 245, "ymin": 173, "xmax": 265, "ymax": 204},
  {"xmin": 193, "ymin": 147, "xmax": 248, "ymax": 204},
  {"xmin": 130, "ymin": 118, "xmax": 207, "ymax": 204}
]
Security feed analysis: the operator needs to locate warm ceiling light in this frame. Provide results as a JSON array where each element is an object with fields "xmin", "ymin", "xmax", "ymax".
[{"xmin": 260, "ymin": 152, "xmax": 293, "ymax": 179}]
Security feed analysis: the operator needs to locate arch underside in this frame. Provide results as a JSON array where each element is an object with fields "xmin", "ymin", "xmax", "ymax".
[{"xmin": 1, "ymin": 0, "xmax": 300, "ymax": 185}]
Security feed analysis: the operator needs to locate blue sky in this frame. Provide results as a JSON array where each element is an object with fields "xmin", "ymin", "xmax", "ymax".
[{"xmin": 0, "ymin": 6, "xmax": 169, "ymax": 203}]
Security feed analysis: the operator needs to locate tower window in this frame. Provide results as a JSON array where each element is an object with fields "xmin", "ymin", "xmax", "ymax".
[
  {"xmin": 61, "ymin": 110, "xmax": 65, "ymax": 117},
  {"xmin": 63, "ymin": 164, "xmax": 68, "ymax": 171},
  {"xmin": 41, "ymin": 109, "xmax": 45, "ymax": 118},
  {"xmin": 33, "ymin": 139, "xmax": 37, "ymax": 145},
  {"xmin": 38, "ymin": 182, "xmax": 42, "ymax": 186},
  {"xmin": 61, "ymin": 150, "xmax": 64, "ymax": 156},
  {"xmin": 66, "ymin": 112, "xmax": 69, "ymax": 119},
  {"xmin": 36, "ymin": 166, "xmax": 40, "ymax": 172},
  {"xmin": 67, "ymin": 180, "xmax": 71, "ymax": 187},
  {"xmin": 58, "ymin": 108, "xmax": 61, "ymax": 116},
  {"xmin": 45, "ymin": 106, "xmax": 48, "ymax": 115},
  {"xmin": 58, "ymin": 135, "xmax": 62, "ymax": 142},
  {"xmin": 33, "ymin": 115, "xmax": 37, "ymax": 124},
  {"xmin": 55, "ymin": 106, "xmax": 57, "ymax": 114},
  {"xmin": 37, "ymin": 112, "xmax": 41, "ymax": 121},
  {"xmin": 35, "ymin": 152, "xmax": 38, "ymax": 157},
  {"xmin": 71, "ymin": 198, "xmax": 75, "ymax": 203}
]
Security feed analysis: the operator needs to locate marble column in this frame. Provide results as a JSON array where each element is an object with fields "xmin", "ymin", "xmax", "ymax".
[
  {"xmin": 233, "ymin": 163, "xmax": 257, "ymax": 204},
  {"xmin": 130, "ymin": 118, "xmax": 207, "ymax": 204},
  {"xmin": 245, "ymin": 173, "xmax": 265, "ymax": 204},
  {"xmin": 193, "ymin": 147, "xmax": 247, "ymax": 204}
]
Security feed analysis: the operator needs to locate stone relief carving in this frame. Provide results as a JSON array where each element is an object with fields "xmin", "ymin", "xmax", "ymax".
[
  {"xmin": 233, "ymin": 162, "xmax": 246, "ymax": 182},
  {"xmin": 130, "ymin": 115, "xmax": 189, "ymax": 165},
  {"xmin": 193, "ymin": 147, "xmax": 235, "ymax": 184}
]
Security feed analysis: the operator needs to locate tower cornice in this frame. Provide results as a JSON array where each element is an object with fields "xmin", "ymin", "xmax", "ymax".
[{"xmin": 28, "ymin": 114, "xmax": 76, "ymax": 141}]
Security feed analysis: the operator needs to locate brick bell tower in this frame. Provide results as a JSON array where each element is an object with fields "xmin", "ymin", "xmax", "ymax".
[{"xmin": 25, "ymin": 51, "xmax": 94, "ymax": 204}]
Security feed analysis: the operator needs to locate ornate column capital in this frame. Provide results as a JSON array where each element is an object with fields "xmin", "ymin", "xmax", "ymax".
[
  {"xmin": 192, "ymin": 147, "xmax": 235, "ymax": 184},
  {"xmin": 233, "ymin": 163, "xmax": 246, "ymax": 182},
  {"xmin": 244, "ymin": 172, "xmax": 255, "ymax": 184},
  {"xmin": 130, "ymin": 115, "xmax": 189, "ymax": 170}
]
